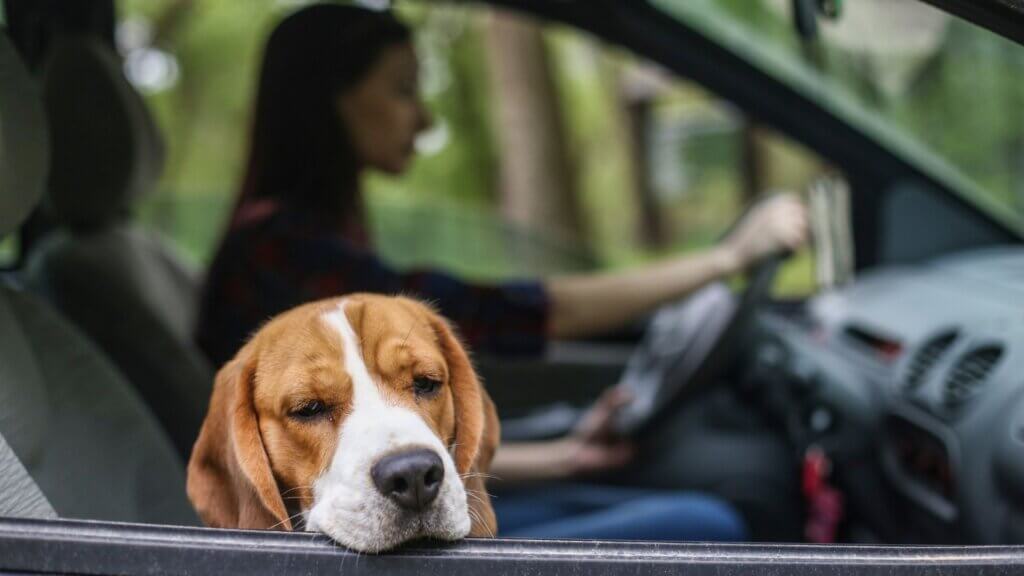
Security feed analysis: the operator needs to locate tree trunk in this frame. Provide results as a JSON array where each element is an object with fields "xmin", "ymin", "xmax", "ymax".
[
  {"xmin": 484, "ymin": 9, "xmax": 581, "ymax": 244},
  {"xmin": 739, "ymin": 118, "xmax": 766, "ymax": 205},
  {"xmin": 617, "ymin": 62, "xmax": 667, "ymax": 249}
]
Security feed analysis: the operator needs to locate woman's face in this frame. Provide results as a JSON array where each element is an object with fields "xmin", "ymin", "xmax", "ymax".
[{"xmin": 338, "ymin": 42, "xmax": 432, "ymax": 175}]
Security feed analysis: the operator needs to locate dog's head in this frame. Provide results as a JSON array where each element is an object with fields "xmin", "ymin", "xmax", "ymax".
[{"xmin": 187, "ymin": 294, "xmax": 499, "ymax": 552}]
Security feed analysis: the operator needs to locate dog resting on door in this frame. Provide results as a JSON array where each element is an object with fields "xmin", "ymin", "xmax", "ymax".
[{"xmin": 187, "ymin": 294, "xmax": 499, "ymax": 552}]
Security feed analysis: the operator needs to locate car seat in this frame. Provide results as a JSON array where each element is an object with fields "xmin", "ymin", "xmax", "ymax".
[
  {"xmin": 0, "ymin": 433, "xmax": 55, "ymax": 520},
  {"xmin": 24, "ymin": 34, "xmax": 213, "ymax": 460},
  {"xmin": 0, "ymin": 28, "xmax": 197, "ymax": 526}
]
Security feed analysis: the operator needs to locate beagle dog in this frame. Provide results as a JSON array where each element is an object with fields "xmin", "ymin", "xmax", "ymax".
[{"xmin": 187, "ymin": 294, "xmax": 499, "ymax": 552}]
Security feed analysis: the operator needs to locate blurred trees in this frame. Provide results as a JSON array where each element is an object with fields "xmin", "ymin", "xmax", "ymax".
[
  {"xmin": 485, "ymin": 9, "xmax": 583, "ymax": 248},
  {"xmin": 121, "ymin": 0, "xmax": 283, "ymax": 259},
  {"xmin": 706, "ymin": 0, "xmax": 1024, "ymax": 219},
  {"xmin": 894, "ymin": 19, "xmax": 1024, "ymax": 215},
  {"xmin": 121, "ymin": 0, "xmax": 819, "ymax": 289},
  {"xmin": 122, "ymin": 0, "xmax": 1021, "ymax": 292}
]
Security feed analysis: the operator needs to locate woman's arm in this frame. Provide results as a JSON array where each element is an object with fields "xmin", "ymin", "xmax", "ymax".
[
  {"xmin": 545, "ymin": 245, "xmax": 740, "ymax": 339},
  {"xmin": 544, "ymin": 193, "xmax": 807, "ymax": 339}
]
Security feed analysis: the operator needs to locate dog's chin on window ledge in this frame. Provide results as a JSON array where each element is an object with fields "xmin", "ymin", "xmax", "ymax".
[{"xmin": 186, "ymin": 294, "xmax": 500, "ymax": 553}]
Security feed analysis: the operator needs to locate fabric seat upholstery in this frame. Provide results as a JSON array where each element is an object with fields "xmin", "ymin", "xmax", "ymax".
[
  {"xmin": 0, "ymin": 283, "xmax": 197, "ymax": 525},
  {"xmin": 0, "ymin": 28, "xmax": 197, "ymax": 525},
  {"xmin": 25, "ymin": 35, "xmax": 213, "ymax": 460},
  {"xmin": 0, "ymin": 432, "xmax": 55, "ymax": 520}
]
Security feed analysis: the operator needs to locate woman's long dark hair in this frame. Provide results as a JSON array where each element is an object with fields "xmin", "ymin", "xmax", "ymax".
[{"xmin": 232, "ymin": 4, "xmax": 411, "ymax": 229}]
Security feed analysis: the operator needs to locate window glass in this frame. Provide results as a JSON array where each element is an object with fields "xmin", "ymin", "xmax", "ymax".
[
  {"xmin": 120, "ymin": 0, "xmax": 282, "ymax": 263},
  {"xmin": 653, "ymin": 0, "xmax": 1024, "ymax": 230},
  {"xmin": 123, "ymin": 0, "xmax": 828, "ymax": 296}
]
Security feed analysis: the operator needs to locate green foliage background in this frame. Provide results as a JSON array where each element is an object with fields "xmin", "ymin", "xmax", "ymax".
[{"xmin": 123, "ymin": 0, "xmax": 1022, "ymax": 296}]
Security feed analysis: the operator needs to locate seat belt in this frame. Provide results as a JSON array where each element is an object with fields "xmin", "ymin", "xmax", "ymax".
[{"xmin": 0, "ymin": 432, "xmax": 56, "ymax": 519}]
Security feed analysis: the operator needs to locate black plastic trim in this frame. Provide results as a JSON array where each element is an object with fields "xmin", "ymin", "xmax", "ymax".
[{"xmin": 2, "ymin": 518, "xmax": 1024, "ymax": 575}]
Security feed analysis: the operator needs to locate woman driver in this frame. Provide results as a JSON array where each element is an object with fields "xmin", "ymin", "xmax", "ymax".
[{"xmin": 196, "ymin": 3, "xmax": 808, "ymax": 541}]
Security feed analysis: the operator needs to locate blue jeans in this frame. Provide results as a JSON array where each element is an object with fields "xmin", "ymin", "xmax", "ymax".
[{"xmin": 492, "ymin": 484, "xmax": 747, "ymax": 542}]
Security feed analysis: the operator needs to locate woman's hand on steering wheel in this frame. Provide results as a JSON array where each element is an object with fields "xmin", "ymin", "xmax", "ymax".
[{"xmin": 720, "ymin": 192, "xmax": 810, "ymax": 271}]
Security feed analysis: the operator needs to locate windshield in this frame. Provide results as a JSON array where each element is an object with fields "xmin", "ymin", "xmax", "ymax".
[{"xmin": 651, "ymin": 0, "xmax": 1024, "ymax": 230}]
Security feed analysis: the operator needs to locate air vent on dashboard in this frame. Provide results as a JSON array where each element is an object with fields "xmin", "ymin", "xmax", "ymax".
[
  {"xmin": 904, "ymin": 332, "xmax": 958, "ymax": 391},
  {"xmin": 943, "ymin": 345, "xmax": 1004, "ymax": 409}
]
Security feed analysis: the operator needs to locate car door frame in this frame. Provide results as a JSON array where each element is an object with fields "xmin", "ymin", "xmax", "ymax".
[
  {"xmin": 2, "ymin": 517, "xmax": 1024, "ymax": 575},
  {"xmin": 4, "ymin": 0, "xmax": 1024, "ymax": 572}
]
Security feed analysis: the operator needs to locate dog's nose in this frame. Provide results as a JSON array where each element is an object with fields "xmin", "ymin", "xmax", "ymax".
[{"xmin": 371, "ymin": 448, "xmax": 444, "ymax": 511}]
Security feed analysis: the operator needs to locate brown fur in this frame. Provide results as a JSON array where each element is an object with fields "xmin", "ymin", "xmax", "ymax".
[{"xmin": 187, "ymin": 294, "xmax": 499, "ymax": 537}]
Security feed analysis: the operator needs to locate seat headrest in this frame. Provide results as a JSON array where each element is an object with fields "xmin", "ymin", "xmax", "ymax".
[
  {"xmin": 42, "ymin": 36, "xmax": 165, "ymax": 230},
  {"xmin": 0, "ymin": 30, "xmax": 49, "ymax": 236}
]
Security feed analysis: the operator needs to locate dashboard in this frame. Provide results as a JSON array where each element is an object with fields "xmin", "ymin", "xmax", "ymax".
[{"xmin": 744, "ymin": 247, "xmax": 1024, "ymax": 544}]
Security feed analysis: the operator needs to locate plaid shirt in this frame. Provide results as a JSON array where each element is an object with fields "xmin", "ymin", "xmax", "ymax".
[{"xmin": 196, "ymin": 205, "xmax": 550, "ymax": 367}]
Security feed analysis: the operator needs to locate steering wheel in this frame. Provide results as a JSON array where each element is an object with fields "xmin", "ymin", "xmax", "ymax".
[{"xmin": 613, "ymin": 252, "xmax": 786, "ymax": 437}]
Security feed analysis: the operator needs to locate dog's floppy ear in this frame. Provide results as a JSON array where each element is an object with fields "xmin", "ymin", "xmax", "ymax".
[
  {"xmin": 187, "ymin": 340, "xmax": 291, "ymax": 530},
  {"xmin": 466, "ymin": 387, "xmax": 500, "ymax": 537},
  {"xmin": 430, "ymin": 314, "xmax": 500, "ymax": 537}
]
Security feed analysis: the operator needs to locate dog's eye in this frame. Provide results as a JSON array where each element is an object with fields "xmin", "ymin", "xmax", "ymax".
[
  {"xmin": 412, "ymin": 377, "xmax": 441, "ymax": 397},
  {"xmin": 290, "ymin": 400, "xmax": 328, "ymax": 421}
]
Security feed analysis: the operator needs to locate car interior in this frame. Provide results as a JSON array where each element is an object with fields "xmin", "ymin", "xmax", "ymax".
[
  {"xmin": 25, "ymin": 30, "xmax": 212, "ymax": 462},
  {"xmin": 0, "ymin": 24, "xmax": 195, "ymax": 526},
  {"xmin": 1, "ymin": 0, "xmax": 1023, "ymax": 559}
]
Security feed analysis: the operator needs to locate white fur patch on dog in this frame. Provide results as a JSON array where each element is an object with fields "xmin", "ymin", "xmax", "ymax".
[{"xmin": 304, "ymin": 300, "xmax": 470, "ymax": 552}]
